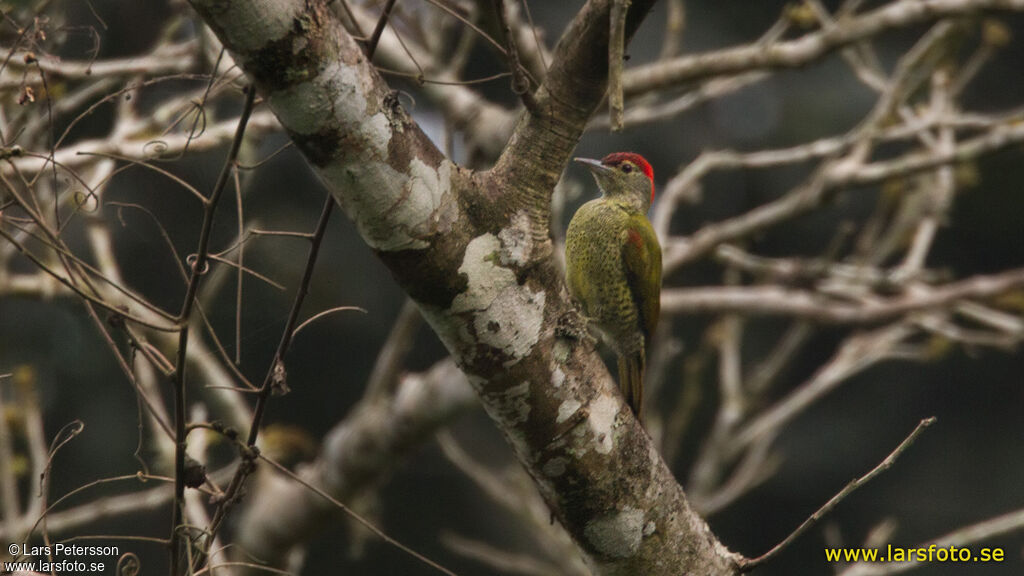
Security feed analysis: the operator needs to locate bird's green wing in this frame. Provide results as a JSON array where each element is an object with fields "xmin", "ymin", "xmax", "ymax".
[{"xmin": 621, "ymin": 214, "xmax": 662, "ymax": 340}]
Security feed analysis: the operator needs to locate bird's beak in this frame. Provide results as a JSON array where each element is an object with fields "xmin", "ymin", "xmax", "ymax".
[{"xmin": 574, "ymin": 157, "xmax": 612, "ymax": 176}]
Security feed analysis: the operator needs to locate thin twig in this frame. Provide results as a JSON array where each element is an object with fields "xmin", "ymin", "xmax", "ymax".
[
  {"xmin": 422, "ymin": 0, "xmax": 508, "ymax": 58},
  {"xmin": 493, "ymin": 0, "xmax": 539, "ymax": 115},
  {"xmin": 170, "ymin": 85, "xmax": 257, "ymax": 576},
  {"xmin": 838, "ymin": 505, "xmax": 1024, "ymax": 576},
  {"xmin": 518, "ymin": 0, "xmax": 549, "ymax": 77},
  {"xmin": 364, "ymin": 0, "xmax": 398, "ymax": 59},
  {"xmin": 0, "ymin": 225, "xmax": 179, "ymax": 331},
  {"xmin": 195, "ymin": 191, "xmax": 336, "ymax": 571},
  {"xmin": 731, "ymin": 324, "xmax": 917, "ymax": 454},
  {"xmin": 291, "ymin": 305, "xmax": 368, "ymax": 336},
  {"xmin": 740, "ymin": 417, "xmax": 937, "ymax": 571},
  {"xmin": 257, "ymin": 454, "xmax": 460, "ymax": 576},
  {"xmin": 233, "ymin": 168, "xmax": 245, "ymax": 364}
]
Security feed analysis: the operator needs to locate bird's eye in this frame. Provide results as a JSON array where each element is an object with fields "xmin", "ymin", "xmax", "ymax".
[{"xmin": 621, "ymin": 164, "xmax": 633, "ymax": 173}]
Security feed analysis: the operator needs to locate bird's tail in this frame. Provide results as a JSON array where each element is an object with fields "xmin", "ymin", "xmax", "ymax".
[{"xmin": 617, "ymin": 353, "xmax": 645, "ymax": 421}]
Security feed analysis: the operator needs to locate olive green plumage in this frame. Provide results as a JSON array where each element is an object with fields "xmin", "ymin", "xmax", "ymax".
[{"xmin": 565, "ymin": 153, "xmax": 662, "ymax": 420}]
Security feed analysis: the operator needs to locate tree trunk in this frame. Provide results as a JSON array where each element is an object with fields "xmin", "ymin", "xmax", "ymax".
[{"xmin": 186, "ymin": 0, "xmax": 740, "ymax": 572}]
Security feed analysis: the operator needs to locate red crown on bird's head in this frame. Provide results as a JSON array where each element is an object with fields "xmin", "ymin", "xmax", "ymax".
[{"xmin": 600, "ymin": 152, "xmax": 655, "ymax": 204}]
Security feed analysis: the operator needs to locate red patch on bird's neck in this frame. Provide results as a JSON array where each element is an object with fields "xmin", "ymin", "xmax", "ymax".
[
  {"xmin": 601, "ymin": 152, "xmax": 655, "ymax": 204},
  {"xmin": 627, "ymin": 228, "xmax": 644, "ymax": 249}
]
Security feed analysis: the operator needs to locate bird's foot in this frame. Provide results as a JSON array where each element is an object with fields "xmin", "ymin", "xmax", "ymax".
[{"xmin": 556, "ymin": 308, "xmax": 596, "ymax": 347}]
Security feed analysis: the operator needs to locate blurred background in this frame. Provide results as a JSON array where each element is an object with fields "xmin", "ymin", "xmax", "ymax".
[{"xmin": 1, "ymin": 0, "xmax": 1023, "ymax": 575}]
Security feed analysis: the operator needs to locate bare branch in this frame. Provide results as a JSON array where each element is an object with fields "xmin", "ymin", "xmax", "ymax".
[
  {"xmin": 493, "ymin": 0, "xmax": 540, "ymax": 115},
  {"xmin": 0, "ymin": 42, "xmax": 196, "ymax": 86},
  {"xmin": 740, "ymin": 417, "xmax": 937, "ymax": 571},
  {"xmin": 171, "ymin": 85, "xmax": 258, "ymax": 576},
  {"xmin": 624, "ymin": 0, "xmax": 1024, "ymax": 96},
  {"xmin": 364, "ymin": 0, "xmax": 398, "ymax": 59},
  {"xmin": 662, "ymin": 267, "xmax": 1024, "ymax": 324},
  {"xmin": 731, "ymin": 324, "xmax": 918, "ymax": 453},
  {"xmin": 838, "ymin": 506, "xmax": 1024, "ymax": 576},
  {"xmin": 608, "ymin": 0, "xmax": 630, "ymax": 131}
]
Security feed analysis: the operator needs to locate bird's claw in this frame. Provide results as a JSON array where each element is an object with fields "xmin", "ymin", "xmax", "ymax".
[{"xmin": 556, "ymin": 307, "xmax": 596, "ymax": 347}]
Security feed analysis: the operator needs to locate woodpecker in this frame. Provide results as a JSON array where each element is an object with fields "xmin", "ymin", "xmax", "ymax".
[{"xmin": 565, "ymin": 152, "xmax": 662, "ymax": 420}]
